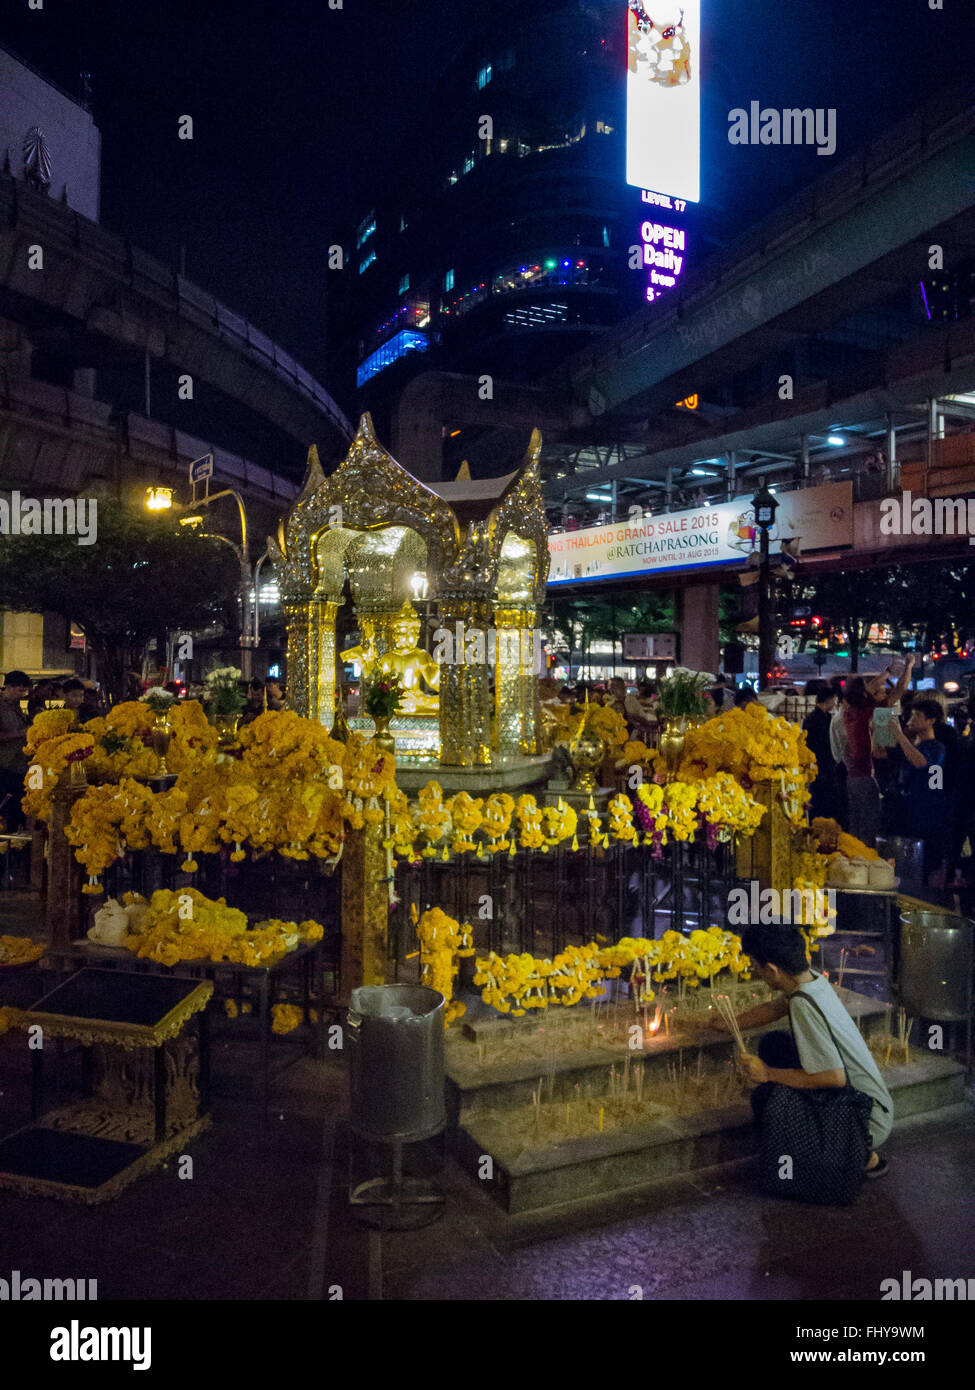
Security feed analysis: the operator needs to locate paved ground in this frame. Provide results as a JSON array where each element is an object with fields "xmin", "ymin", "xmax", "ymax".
[{"xmin": 2, "ymin": 889, "xmax": 973, "ymax": 1303}]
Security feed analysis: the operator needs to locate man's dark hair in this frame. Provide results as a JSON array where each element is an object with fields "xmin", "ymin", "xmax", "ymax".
[
  {"xmin": 740, "ymin": 925, "xmax": 809, "ymax": 974},
  {"xmin": 61, "ymin": 678, "xmax": 84, "ymax": 693},
  {"xmin": 733, "ymin": 685, "xmax": 758, "ymax": 707},
  {"xmin": 3, "ymin": 670, "xmax": 30, "ymax": 687},
  {"xmin": 912, "ymin": 698, "xmax": 943, "ymax": 723}
]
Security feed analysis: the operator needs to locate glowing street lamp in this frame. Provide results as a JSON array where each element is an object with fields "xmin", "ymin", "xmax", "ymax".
[
  {"xmin": 751, "ymin": 479, "xmax": 779, "ymax": 691},
  {"xmin": 144, "ymin": 479, "xmax": 263, "ymax": 679},
  {"xmin": 145, "ymin": 486, "xmax": 174, "ymax": 512}
]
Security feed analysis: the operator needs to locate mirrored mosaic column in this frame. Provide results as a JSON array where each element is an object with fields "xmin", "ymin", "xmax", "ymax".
[
  {"xmin": 439, "ymin": 596, "xmax": 493, "ymax": 767},
  {"xmin": 493, "ymin": 606, "xmax": 538, "ymax": 758},
  {"xmin": 284, "ymin": 600, "xmax": 315, "ymax": 720},
  {"xmin": 315, "ymin": 599, "xmax": 343, "ymax": 729}
]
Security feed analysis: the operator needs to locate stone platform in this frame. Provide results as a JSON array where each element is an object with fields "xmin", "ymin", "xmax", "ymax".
[{"xmin": 446, "ymin": 990, "xmax": 966, "ymax": 1213}]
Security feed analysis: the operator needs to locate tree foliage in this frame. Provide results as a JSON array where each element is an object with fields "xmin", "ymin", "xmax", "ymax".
[
  {"xmin": 540, "ymin": 592, "xmax": 675, "ymax": 675},
  {"xmin": 0, "ymin": 502, "xmax": 242, "ymax": 697},
  {"xmin": 800, "ymin": 559, "xmax": 975, "ymax": 667}
]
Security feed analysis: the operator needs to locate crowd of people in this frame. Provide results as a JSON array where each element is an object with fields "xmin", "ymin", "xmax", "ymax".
[
  {"xmin": 542, "ymin": 661, "xmax": 975, "ymax": 891},
  {"xmin": 538, "ymin": 671, "xmax": 760, "ymax": 740},
  {"xmin": 801, "ymin": 656, "xmax": 975, "ymax": 887}
]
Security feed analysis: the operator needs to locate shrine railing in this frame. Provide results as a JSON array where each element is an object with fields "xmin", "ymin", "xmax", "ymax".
[{"xmin": 389, "ymin": 834, "xmax": 740, "ymax": 972}]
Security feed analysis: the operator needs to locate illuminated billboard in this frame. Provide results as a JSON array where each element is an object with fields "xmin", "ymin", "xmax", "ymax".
[
  {"xmin": 548, "ymin": 485, "xmax": 853, "ymax": 585},
  {"xmin": 625, "ymin": 1, "xmax": 701, "ymax": 203}
]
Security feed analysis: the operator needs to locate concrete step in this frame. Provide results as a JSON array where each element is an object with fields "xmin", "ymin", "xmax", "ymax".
[
  {"xmin": 447, "ymin": 985, "xmax": 891, "ymax": 1119},
  {"xmin": 454, "ymin": 1051, "xmax": 967, "ymax": 1214}
]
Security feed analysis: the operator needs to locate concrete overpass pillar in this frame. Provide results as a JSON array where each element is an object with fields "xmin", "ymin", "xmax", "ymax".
[
  {"xmin": 679, "ymin": 583, "xmax": 720, "ymax": 676},
  {"xmin": 886, "ymin": 412, "xmax": 898, "ymax": 492},
  {"xmin": 73, "ymin": 368, "xmax": 96, "ymax": 398},
  {"xmin": 926, "ymin": 397, "xmax": 943, "ymax": 471}
]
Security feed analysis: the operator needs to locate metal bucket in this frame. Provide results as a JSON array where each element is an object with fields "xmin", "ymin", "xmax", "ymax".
[
  {"xmin": 875, "ymin": 836, "xmax": 924, "ymax": 894},
  {"xmin": 347, "ymin": 984, "xmax": 446, "ymax": 1142},
  {"xmin": 898, "ymin": 910, "xmax": 974, "ymax": 1022}
]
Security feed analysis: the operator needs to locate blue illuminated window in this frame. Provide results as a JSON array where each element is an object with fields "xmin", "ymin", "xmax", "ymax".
[
  {"xmin": 356, "ymin": 329, "xmax": 429, "ymax": 387},
  {"xmin": 477, "ymin": 64, "xmax": 493, "ymax": 89},
  {"xmin": 358, "ymin": 249, "xmax": 376, "ymax": 274},
  {"xmin": 463, "ymin": 153, "xmax": 475, "ymax": 174},
  {"xmin": 356, "ymin": 212, "xmax": 376, "ymax": 248},
  {"xmin": 444, "ymin": 268, "xmax": 455, "ymax": 291},
  {"xmin": 398, "ymin": 273, "xmax": 410, "ymax": 295}
]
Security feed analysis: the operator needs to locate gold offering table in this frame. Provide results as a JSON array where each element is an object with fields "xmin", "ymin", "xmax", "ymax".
[{"xmin": 0, "ymin": 969, "xmax": 212, "ymax": 1203}]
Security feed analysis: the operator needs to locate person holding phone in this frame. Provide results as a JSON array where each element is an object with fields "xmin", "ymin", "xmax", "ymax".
[
  {"xmin": 840, "ymin": 656, "xmax": 913, "ymax": 842},
  {"xmin": 889, "ymin": 698, "xmax": 948, "ymax": 884}
]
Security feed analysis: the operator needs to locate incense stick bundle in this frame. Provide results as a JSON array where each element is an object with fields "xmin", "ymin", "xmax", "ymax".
[
  {"xmin": 837, "ymin": 948, "xmax": 848, "ymax": 992},
  {"xmin": 897, "ymin": 1009, "xmax": 914, "ymax": 1062},
  {"xmin": 713, "ymin": 994, "xmax": 747, "ymax": 1055}
]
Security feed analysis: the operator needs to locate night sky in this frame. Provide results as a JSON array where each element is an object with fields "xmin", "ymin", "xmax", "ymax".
[{"xmin": 4, "ymin": 0, "xmax": 972, "ymax": 386}]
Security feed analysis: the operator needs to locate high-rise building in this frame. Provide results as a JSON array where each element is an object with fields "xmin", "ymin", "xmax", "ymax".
[{"xmin": 328, "ymin": 0, "xmax": 651, "ymax": 457}]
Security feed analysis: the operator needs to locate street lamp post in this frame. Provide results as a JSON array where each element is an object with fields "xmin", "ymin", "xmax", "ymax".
[
  {"xmin": 751, "ymin": 479, "xmax": 778, "ymax": 692},
  {"xmin": 146, "ymin": 481, "xmax": 261, "ymax": 680}
]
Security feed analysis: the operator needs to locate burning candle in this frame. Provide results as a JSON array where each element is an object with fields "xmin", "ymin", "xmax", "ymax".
[{"xmin": 599, "ymin": 1106, "xmax": 604, "ymax": 1133}]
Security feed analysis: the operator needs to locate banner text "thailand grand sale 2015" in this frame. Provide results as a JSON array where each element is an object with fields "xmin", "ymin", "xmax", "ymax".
[{"xmin": 548, "ymin": 485, "xmax": 853, "ymax": 585}]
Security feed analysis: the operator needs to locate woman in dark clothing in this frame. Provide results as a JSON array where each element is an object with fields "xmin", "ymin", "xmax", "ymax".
[
  {"xmin": 802, "ymin": 681, "xmax": 840, "ymax": 819},
  {"xmin": 930, "ymin": 702, "xmax": 962, "ymax": 884}
]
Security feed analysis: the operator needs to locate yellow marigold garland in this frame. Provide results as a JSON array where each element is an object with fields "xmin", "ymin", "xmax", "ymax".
[
  {"xmin": 120, "ymin": 887, "xmax": 324, "ymax": 967},
  {"xmin": 415, "ymin": 906, "xmax": 474, "ymax": 1026},
  {"xmin": 0, "ymin": 935, "xmax": 45, "ymax": 966},
  {"xmin": 474, "ymin": 926, "xmax": 752, "ymax": 1017}
]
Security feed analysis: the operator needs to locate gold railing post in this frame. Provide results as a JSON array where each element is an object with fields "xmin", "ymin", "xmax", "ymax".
[
  {"xmin": 339, "ymin": 821, "xmax": 388, "ymax": 1002},
  {"xmin": 46, "ymin": 783, "xmax": 86, "ymax": 949}
]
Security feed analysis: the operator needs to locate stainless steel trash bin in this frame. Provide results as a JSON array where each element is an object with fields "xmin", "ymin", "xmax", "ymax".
[
  {"xmin": 875, "ymin": 836, "xmax": 924, "ymax": 894},
  {"xmin": 347, "ymin": 984, "xmax": 445, "ymax": 1143},
  {"xmin": 898, "ymin": 909, "xmax": 974, "ymax": 1022}
]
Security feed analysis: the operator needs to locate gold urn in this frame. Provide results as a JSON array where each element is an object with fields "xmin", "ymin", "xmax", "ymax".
[
  {"xmin": 657, "ymin": 714, "xmax": 706, "ymax": 777},
  {"xmin": 568, "ymin": 727, "xmax": 605, "ymax": 794}
]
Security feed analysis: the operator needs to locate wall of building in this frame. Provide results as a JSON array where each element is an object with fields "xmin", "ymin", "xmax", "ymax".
[{"xmin": 0, "ymin": 48, "xmax": 101, "ymax": 222}]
